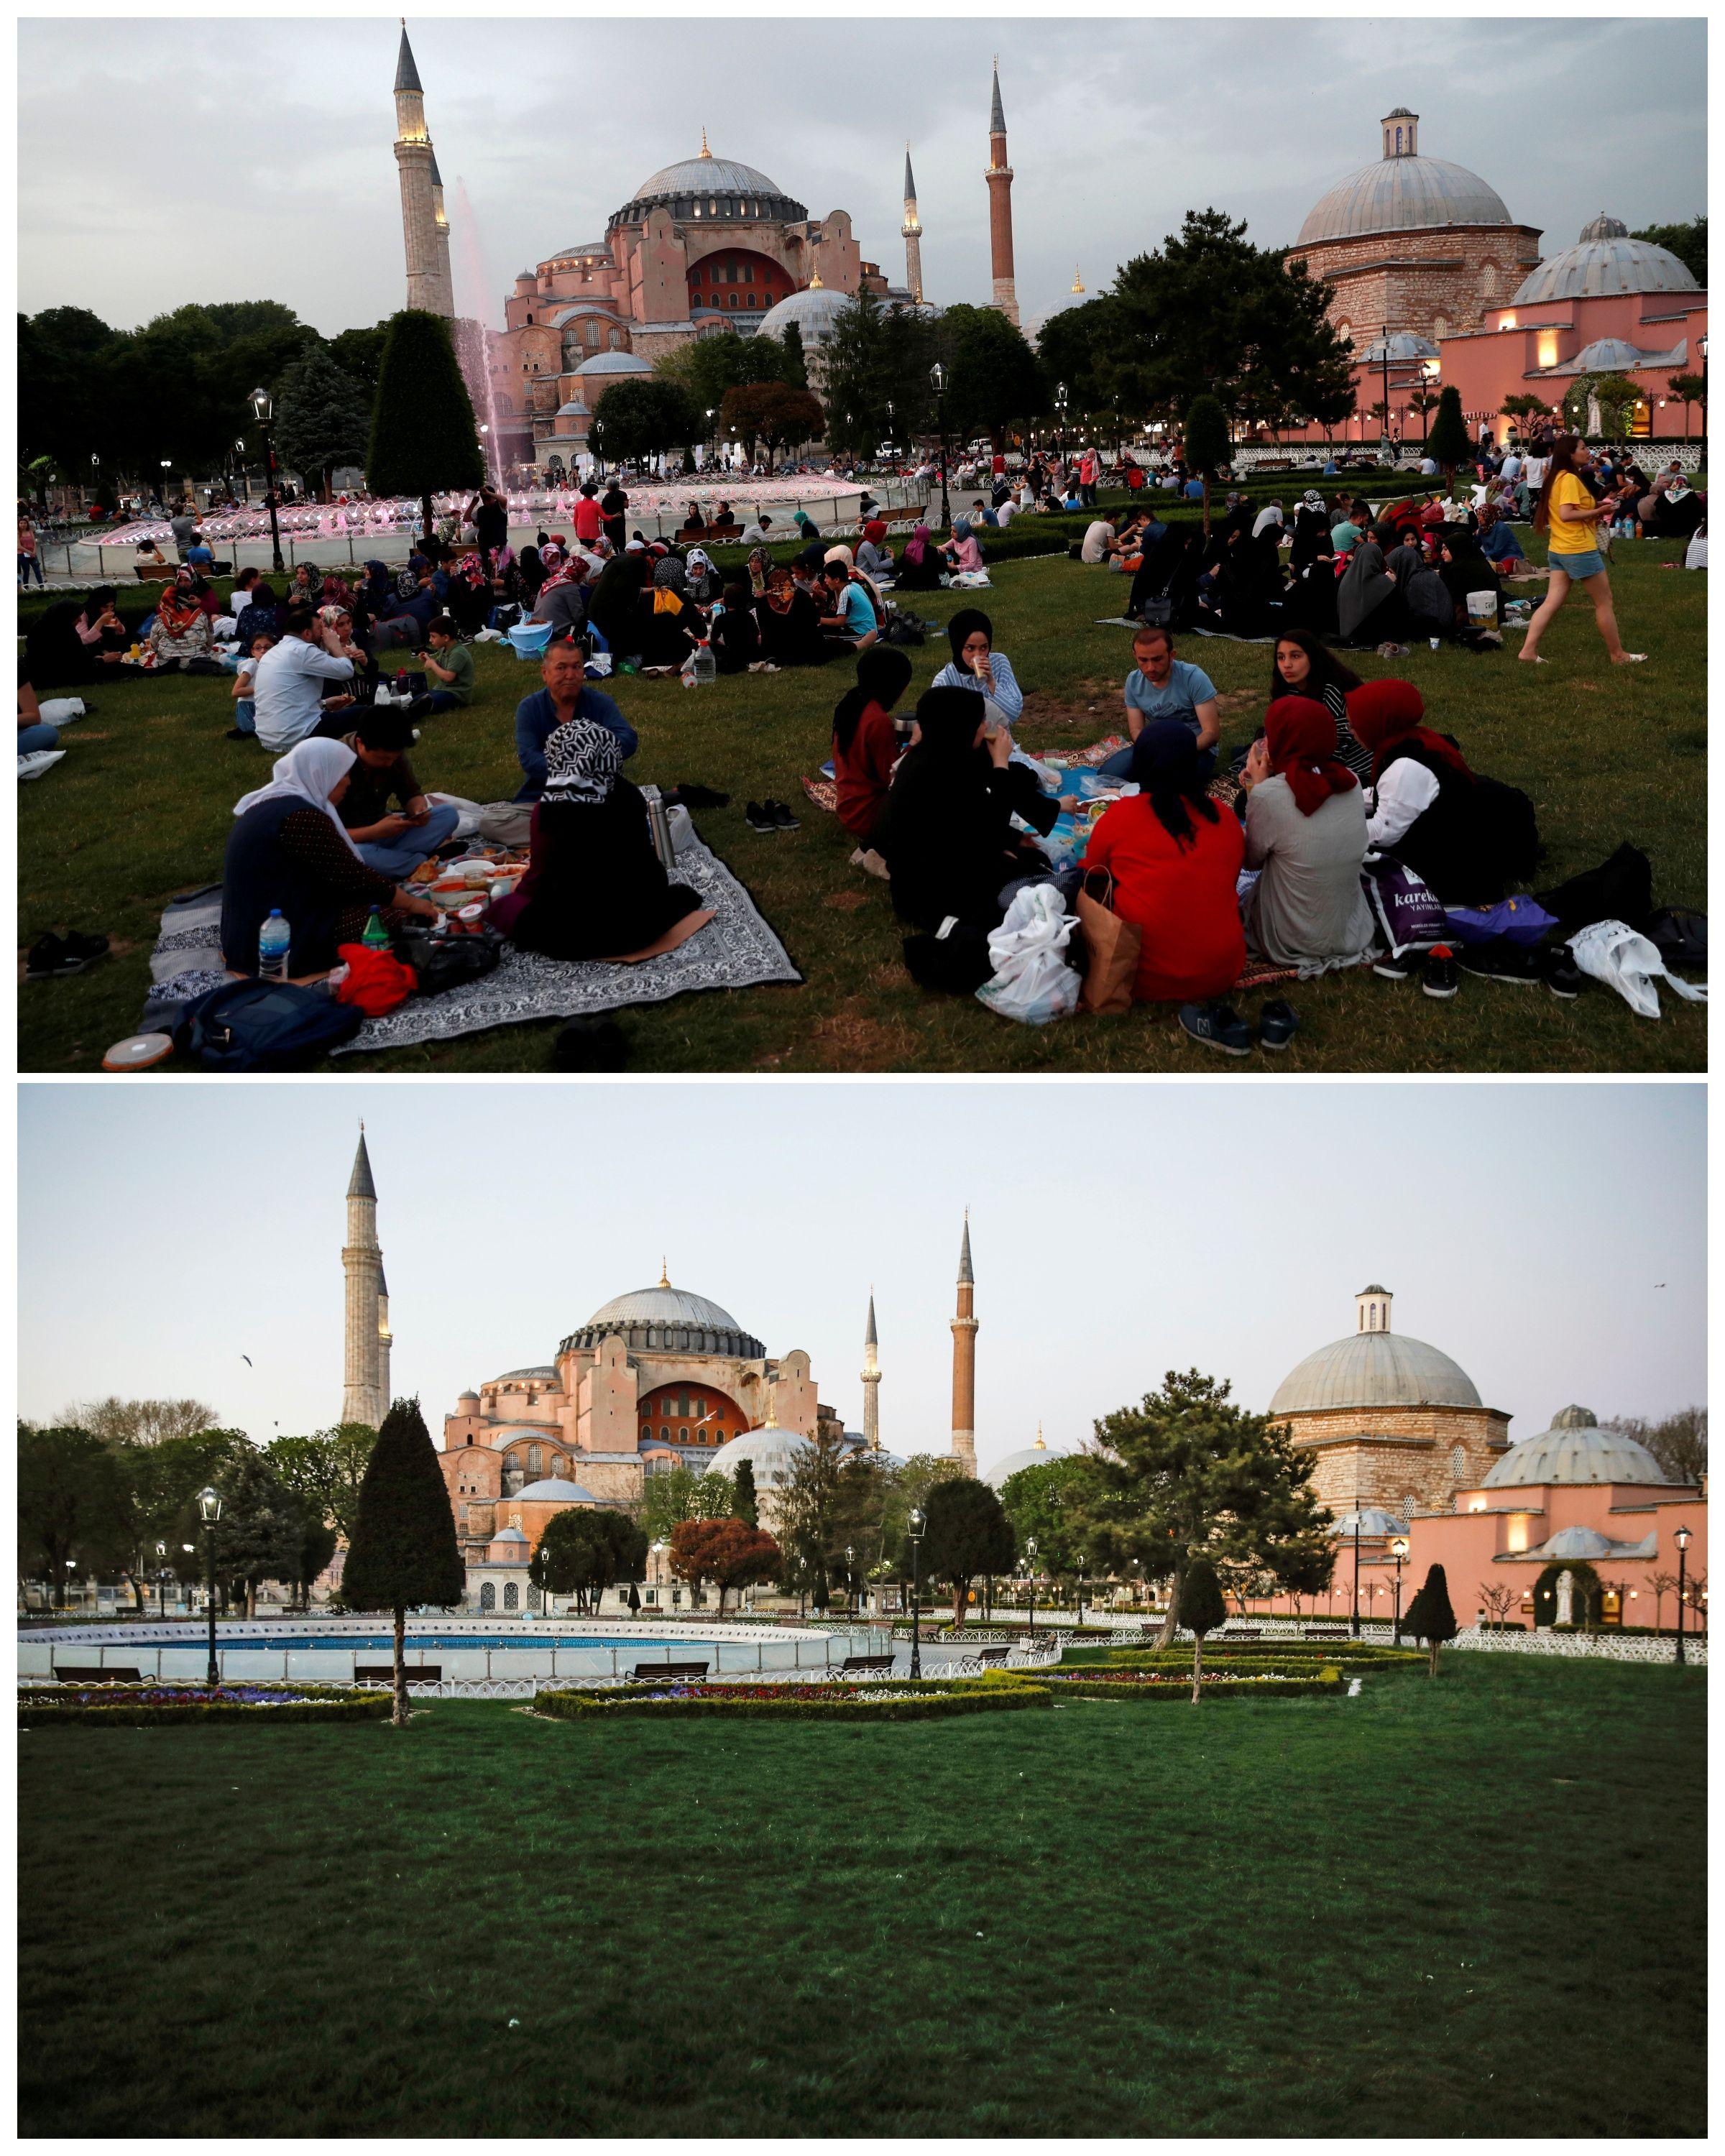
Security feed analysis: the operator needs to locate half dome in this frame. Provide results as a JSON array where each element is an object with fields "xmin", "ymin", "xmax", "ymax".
[
  {"xmin": 1270, "ymin": 1330, "xmax": 1481, "ymax": 1416},
  {"xmin": 1511, "ymin": 219, "xmax": 1699, "ymax": 305},
  {"xmin": 1482, "ymin": 1406, "xmax": 1672, "ymax": 1489},
  {"xmin": 1298, "ymin": 156, "xmax": 1513, "ymax": 247},
  {"xmin": 984, "ymin": 1437, "xmax": 1077, "ymax": 1489},
  {"xmin": 574, "ymin": 351, "xmax": 653, "ymax": 376}
]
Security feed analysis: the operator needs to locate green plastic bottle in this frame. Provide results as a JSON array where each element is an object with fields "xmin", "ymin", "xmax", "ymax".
[{"xmin": 361, "ymin": 906, "xmax": 390, "ymax": 952}]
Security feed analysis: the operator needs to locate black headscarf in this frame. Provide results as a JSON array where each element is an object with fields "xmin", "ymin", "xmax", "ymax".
[
  {"xmin": 1127, "ymin": 720, "xmax": 1221, "ymax": 849},
  {"xmin": 833, "ymin": 647, "xmax": 914, "ymax": 757},
  {"xmin": 904, "ymin": 685, "xmax": 988, "ymax": 766},
  {"xmin": 944, "ymin": 607, "xmax": 993, "ymax": 668}
]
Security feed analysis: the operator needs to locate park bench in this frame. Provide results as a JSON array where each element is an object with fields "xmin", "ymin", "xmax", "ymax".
[
  {"xmin": 630, "ymin": 1661, "xmax": 709, "ymax": 1685},
  {"xmin": 975, "ymin": 1646, "xmax": 1012, "ymax": 1666},
  {"xmin": 1304, "ymin": 1628, "xmax": 1349, "ymax": 1639},
  {"xmin": 840, "ymin": 1654, "xmax": 896, "ymax": 1674},
  {"xmin": 52, "ymin": 1665, "xmax": 139, "ymax": 1683},
  {"xmin": 353, "ymin": 1664, "xmax": 441, "ymax": 1685},
  {"xmin": 1223, "ymin": 1628, "xmax": 1262, "ymax": 1639}
]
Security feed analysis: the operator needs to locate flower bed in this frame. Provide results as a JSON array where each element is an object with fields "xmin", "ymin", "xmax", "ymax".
[
  {"xmin": 537, "ymin": 1675, "xmax": 1049, "ymax": 1723},
  {"xmin": 1106, "ymin": 1646, "xmax": 1424, "ymax": 1674},
  {"xmin": 18, "ymin": 1684, "xmax": 392, "ymax": 1728},
  {"xmin": 1037, "ymin": 1668, "xmax": 1345, "ymax": 1702}
]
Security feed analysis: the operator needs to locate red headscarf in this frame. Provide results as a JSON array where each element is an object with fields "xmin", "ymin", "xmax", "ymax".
[
  {"xmin": 1346, "ymin": 680, "xmax": 1473, "ymax": 783},
  {"xmin": 1263, "ymin": 696, "xmax": 1358, "ymax": 816},
  {"xmin": 863, "ymin": 518, "xmax": 888, "ymax": 545}
]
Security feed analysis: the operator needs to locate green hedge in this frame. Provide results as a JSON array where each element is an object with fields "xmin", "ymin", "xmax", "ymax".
[
  {"xmin": 1106, "ymin": 1649, "xmax": 1421, "ymax": 1676},
  {"xmin": 1038, "ymin": 1669, "xmax": 1345, "ymax": 1702},
  {"xmin": 18, "ymin": 1684, "xmax": 392, "ymax": 1728},
  {"xmin": 537, "ymin": 1677, "xmax": 1049, "ymax": 1723}
]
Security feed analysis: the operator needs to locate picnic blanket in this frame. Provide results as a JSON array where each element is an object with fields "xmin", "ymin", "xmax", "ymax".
[{"xmin": 146, "ymin": 827, "xmax": 801, "ymax": 1054}]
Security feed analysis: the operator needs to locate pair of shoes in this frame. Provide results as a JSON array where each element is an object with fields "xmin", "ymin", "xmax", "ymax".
[
  {"xmin": 1376, "ymin": 642, "xmax": 1409, "ymax": 657},
  {"xmin": 224, "ymin": 727, "xmax": 254, "ymax": 741},
  {"xmin": 746, "ymin": 799, "xmax": 799, "ymax": 832},
  {"xmin": 1178, "ymin": 1001, "xmax": 1252, "ymax": 1056},
  {"xmin": 25, "ymin": 929, "xmax": 110, "ymax": 980}
]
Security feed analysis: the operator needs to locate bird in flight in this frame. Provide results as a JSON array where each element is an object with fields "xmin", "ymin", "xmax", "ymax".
[{"xmin": 241, "ymin": 1354, "xmax": 254, "ymax": 1366}]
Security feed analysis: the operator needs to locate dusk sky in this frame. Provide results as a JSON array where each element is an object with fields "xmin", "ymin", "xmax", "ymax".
[
  {"xmin": 18, "ymin": 1083, "xmax": 1706, "ymax": 1468},
  {"xmin": 17, "ymin": 16, "xmax": 1706, "ymax": 337}
]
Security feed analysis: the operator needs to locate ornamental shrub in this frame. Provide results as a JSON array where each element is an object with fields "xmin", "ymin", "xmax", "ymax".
[
  {"xmin": 1175, "ymin": 1554, "xmax": 1228, "ymax": 1705},
  {"xmin": 535, "ymin": 1677, "xmax": 1049, "ymax": 1724},
  {"xmin": 1402, "ymin": 1562, "xmax": 1459, "ymax": 1675},
  {"xmin": 339, "ymin": 1397, "xmax": 465, "ymax": 1724},
  {"xmin": 365, "ymin": 309, "xmax": 484, "ymax": 545}
]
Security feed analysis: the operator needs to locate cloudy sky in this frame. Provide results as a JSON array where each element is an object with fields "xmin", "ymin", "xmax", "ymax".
[
  {"xmin": 17, "ymin": 16, "xmax": 1706, "ymax": 338},
  {"xmin": 18, "ymin": 1083, "xmax": 1706, "ymax": 1470}
]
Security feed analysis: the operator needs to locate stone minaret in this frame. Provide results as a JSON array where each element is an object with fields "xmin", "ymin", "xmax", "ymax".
[
  {"xmin": 861, "ymin": 1291, "xmax": 882, "ymax": 1451},
  {"xmin": 901, "ymin": 147, "xmax": 924, "ymax": 305},
  {"xmin": 985, "ymin": 63, "xmax": 1019, "ymax": 328},
  {"xmin": 342, "ymin": 1129, "xmax": 390, "ymax": 1428},
  {"xmin": 949, "ymin": 1214, "xmax": 978, "ymax": 1473},
  {"xmin": 393, "ymin": 23, "xmax": 454, "ymax": 318}
]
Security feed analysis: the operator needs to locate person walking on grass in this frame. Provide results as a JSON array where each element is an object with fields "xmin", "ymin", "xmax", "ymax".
[{"xmin": 1520, "ymin": 434, "xmax": 1644, "ymax": 666}]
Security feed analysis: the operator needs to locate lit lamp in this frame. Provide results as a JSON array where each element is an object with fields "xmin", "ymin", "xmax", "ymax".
[
  {"xmin": 845, "ymin": 1542, "xmax": 857, "ymax": 1611},
  {"xmin": 1674, "ymin": 1523, "xmax": 1692, "ymax": 1667},
  {"xmin": 197, "ymin": 1485, "xmax": 223, "ymax": 1688},
  {"xmin": 1026, "ymin": 1535, "xmax": 1039, "ymax": 1636},
  {"xmin": 906, "ymin": 1506, "xmax": 926, "ymax": 1679},
  {"xmin": 1389, "ymin": 1536, "xmax": 1409, "ymax": 1641},
  {"xmin": 248, "ymin": 387, "xmax": 285, "ymax": 572}
]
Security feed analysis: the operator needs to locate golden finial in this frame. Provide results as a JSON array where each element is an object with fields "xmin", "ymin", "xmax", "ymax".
[
  {"xmin": 808, "ymin": 265, "xmax": 824, "ymax": 290},
  {"xmin": 658, "ymin": 1256, "xmax": 670, "ymax": 1286},
  {"xmin": 699, "ymin": 126, "xmax": 712, "ymax": 158},
  {"xmin": 1034, "ymin": 1422, "xmax": 1046, "ymax": 1450},
  {"xmin": 1072, "ymin": 266, "xmax": 1085, "ymax": 295}
]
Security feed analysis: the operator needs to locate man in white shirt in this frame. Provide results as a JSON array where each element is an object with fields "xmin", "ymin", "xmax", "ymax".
[
  {"xmin": 1080, "ymin": 517, "xmax": 1117, "ymax": 564},
  {"xmin": 252, "ymin": 605, "xmax": 359, "ymax": 752}
]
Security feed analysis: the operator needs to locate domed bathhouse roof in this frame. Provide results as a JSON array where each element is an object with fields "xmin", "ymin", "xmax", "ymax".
[
  {"xmin": 512, "ymin": 1477, "xmax": 601, "ymax": 1504},
  {"xmin": 1357, "ymin": 331, "xmax": 1441, "ymax": 365},
  {"xmin": 983, "ymin": 1429, "xmax": 1076, "ymax": 1490},
  {"xmin": 1482, "ymin": 1406, "xmax": 1672, "ymax": 1490},
  {"xmin": 708, "ymin": 1427, "xmax": 811, "ymax": 1488},
  {"xmin": 756, "ymin": 287, "xmax": 852, "ymax": 346},
  {"xmin": 574, "ymin": 350, "xmax": 653, "ymax": 377},
  {"xmin": 561, "ymin": 1278, "xmax": 765, "ymax": 1360},
  {"xmin": 1330, "ymin": 1507, "xmax": 1410, "ymax": 1539},
  {"xmin": 1565, "ymin": 338, "xmax": 1652, "ymax": 374},
  {"xmin": 1269, "ymin": 1307, "xmax": 1481, "ymax": 1417},
  {"xmin": 1299, "ymin": 156, "xmax": 1512, "ymax": 246},
  {"xmin": 492, "ymin": 1525, "xmax": 528, "ymax": 1546},
  {"xmin": 1511, "ymin": 218, "xmax": 1700, "ymax": 306}
]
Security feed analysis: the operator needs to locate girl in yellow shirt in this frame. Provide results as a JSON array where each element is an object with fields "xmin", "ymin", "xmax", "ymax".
[{"xmin": 1520, "ymin": 434, "xmax": 1645, "ymax": 665}]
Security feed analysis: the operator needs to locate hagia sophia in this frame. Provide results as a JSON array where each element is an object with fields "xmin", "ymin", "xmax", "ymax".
[{"xmin": 339, "ymin": 1138, "xmax": 1703, "ymax": 1624}]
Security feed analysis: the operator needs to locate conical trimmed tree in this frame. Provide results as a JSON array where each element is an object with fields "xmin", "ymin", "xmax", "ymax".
[
  {"xmin": 1177, "ymin": 1552, "xmax": 1228, "ymax": 1704},
  {"xmin": 340, "ymin": 1397, "xmax": 464, "ymax": 1724},
  {"xmin": 1402, "ymin": 1562, "xmax": 1458, "ymax": 1677},
  {"xmin": 365, "ymin": 310, "xmax": 484, "ymax": 548},
  {"xmin": 1183, "ymin": 393, "xmax": 1230, "ymax": 542},
  {"xmin": 1425, "ymin": 385, "xmax": 1473, "ymax": 487},
  {"xmin": 733, "ymin": 1458, "xmax": 759, "ymax": 1529}
]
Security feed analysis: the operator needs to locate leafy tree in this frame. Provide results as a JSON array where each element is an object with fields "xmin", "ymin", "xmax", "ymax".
[
  {"xmin": 1423, "ymin": 384, "xmax": 1473, "ymax": 480},
  {"xmin": 588, "ymin": 377, "xmax": 703, "ymax": 469},
  {"xmin": 1500, "ymin": 393, "xmax": 1555, "ymax": 430},
  {"xmin": 57, "ymin": 1396, "xmax": 218, "ymax": 1447},
  {"xmin": 1036, "ymin": 298, "xmax": 1125, "ymax": 428},
  {"xmin": 210, "ymin": 1444, "xmax": 305, "ymax": 1618},
  {"xmin": 776, "ymin": 1427, "xmax": 852, "ymax": 1608},
  {"xmin": 339, "ymin": 1399, "xmax": 465, "ymax": 1724},
  {"xmin": 1402, "ymin": 1562, "xmax": 1458, "ymax": 1676},
  {"xmin": 640, "ymin": 1465, "xmax": 737, "ymax": 1543},
  {"xmin": 732, "ymin": 1457, "xmax": 759, "ymax": 1528},
  {"xmin": 328, "ymin": 323, "xmax": 392, "ymax": 397},
  {"xmin": 1614, "ymin": 1406, "xmax": 1706, "ymax": 1488},
  {"xmin": 656, "ymin": 328, "xmax": 790, "ymax": 420},
  {"xmin": 720, "ymin": 382, "xmax": 824, "ymax": 472},
  {"xmin": 366, "ymin": 309, "xmax": 484, "ymax": 545},
  {"xmin": 1665, "ymin": 374, "xmax": 1706, "ymax": 443},
  {"xmin": 1629, "ymin": 215, "xmax": 1706, "ymax": 287},
  {"xmin": 998, "ymin": 1454, "xmax": 1100, "ymax": 1606},
  {"xmin": 18, "ymin": 1427, "xmax": 120, "ymax": 1603},
  {"xmin": 818, "ymin": 290, "xmax": 936, "ymax": 460},
  {"xmin": 1560, "ymin": 372, "xmax": 1643, "ymax": 440},
  {"xmin": 530, "ymin": 1507, "xmax": 645, "ymax": 1614},
  {"xmin": 1079, "ymin": 1369, "xmax": 1333, "ymax": 1645},
  {"xmin": 919, "ymin": 1477, "xmax": 1016, "ymax": 1627},
  {"xmin": 1183, "ymin": 394, "xmax": 1231, "ymax": 539},
  {"xmin": 936, "ymin": 303, "xmax": 1044, "ymax": 452},
  {"xmin": 668, "ymin": 1517, "xmax": 781, "ymax": 1616},
  {"xmin": 274, "ymin": 346, "xmax": 374, "ymax": 499},
  {"xmin": 265, "ymin": 1424, "xmax": 378, "ymax": 1543},
  {"xmin": 1176, "ymin": 1553, "xmax": 1227, "ymax": 1703}
]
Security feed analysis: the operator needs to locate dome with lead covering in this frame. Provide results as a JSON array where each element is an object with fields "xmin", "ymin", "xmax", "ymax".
[
  {"xmin": 614, "ymin": 152, "xmax": 806, "ymax": 229},
  {"xmin": 1270, "ymin": 1325, "xmax": 1481, "ymax": 1416},
  {"xmin": 1511, "ymin": 218, "xmax": 1699, "ymax": 305},
  {"xmin": 1482, "ymin": 1406, "xmax": 1672, "ymax": 1489},
  {"xmin": 574, "ymin": 351, "xmax": 653, "ymax": 377},
  {"xmin": 708, "ymin": 1427, "xmax": 811, "ymax": 1488},
  {"xmin": 757, "ymin": 287, "xmax": 851, "ymax": 345},
  {"xmin": 1330, "ymin": 1507, "xmax": 1409, "ymax": 1539},
  {"xmin": 512, "ymin": 1477, "xmax": 600, "ymax": 1504},
  {"xmin": 562, "ymin": 1281, "xmax": 765, "ymax": 1360},
  {"xmin": 1298, "ymin": 155, "xmax": 1513, "ymax": 245},
  {"xmin": 984, "ymin": 1432, "xmax": 1077, "ymax": 1489}
]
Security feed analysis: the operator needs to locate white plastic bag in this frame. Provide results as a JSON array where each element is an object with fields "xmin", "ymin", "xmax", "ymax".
[
  {"xmin": 424, "ymin": 791, "xmax": 484, "ymax": 840},
  {"xmin": 975, "ymin": 883, "xmax": 1081, "ymax": 1026},
  {"xmin": 17, "ymin": 750, "xmax": 65, "ymax": 781},
  {"xmin": 1568, "ymin": 918, "xmax": 1708, "ymax": 1020}
]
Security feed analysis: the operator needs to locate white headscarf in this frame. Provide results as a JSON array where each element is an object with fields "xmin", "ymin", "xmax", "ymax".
[{"xmin": 233, "ymin": 737, "xmax": 364, "ymax": 860}]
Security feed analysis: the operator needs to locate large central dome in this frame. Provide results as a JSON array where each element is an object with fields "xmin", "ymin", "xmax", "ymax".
[
  {"xmin": 1269, "ymin": 1291, "xmax": 1482, "ymax": 1416},
  {"xmin": 611, "ymin": 149, "xmax": 806, "ymax": 229},
  {"xmin": 632, "ymin": 154, "xmax": 784, "ymax": 202},
  {"xmin": 559, "ymin": 1279, "xmax": 764, "ymax": 1360},
  {"xmin": 1298, "ymin": 155, "xmax": 1512, "ymax": 246}
]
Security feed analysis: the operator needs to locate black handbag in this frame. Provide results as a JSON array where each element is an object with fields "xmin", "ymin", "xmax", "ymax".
[{"xmin": 392, "ymin": 923, "xmax": 505, "ymax": 994}]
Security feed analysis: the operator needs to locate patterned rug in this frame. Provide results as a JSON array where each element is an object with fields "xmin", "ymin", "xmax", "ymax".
[{"xmin": 145, "ymin": 831, "xmax": 802, "ymax": 1054}]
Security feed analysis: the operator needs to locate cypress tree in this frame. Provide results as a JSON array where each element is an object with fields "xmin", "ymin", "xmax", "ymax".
[
  {"xmin": 733, "ymin": 1458, "xmax": 759, "ymax": 1529},
  {"xmin": 340, "ymin": 1397, "xmax": 464, "ymax": 1724},
  {"xmin": 365, "ymin": 310, "xmax": 484, "ymax": 548},
  {"xmin": 1176, "ymin": 1553, "xmax": 1227, "ymax": 1704},
  {"xmin": 780, "ymin": 321, "xmax": 809, "ymax": 390},
  {"xmin": 1182, "ymin": 393, "xmax": 1230, "ymax": 541},
  {"xmin": 1425, "ymin": 385, "xmax": 1473, "ymax": 484},
  {"xmin": 1402, "ymin": 1562, "xmax": 1458, "ymax": 1677}
]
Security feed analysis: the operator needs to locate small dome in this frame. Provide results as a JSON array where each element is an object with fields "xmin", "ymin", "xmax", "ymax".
[
  {"xmin": 1270, "ymin": 1328, "xmax": 1481, "ymax": 1416},
  {"xmin": 1537, "ymin": 1525, "xmax": 1616, "ymax": 1560},
  {"xmin": 513, "ymin": 1477, "xmax": 599, "ymax": 1504},
  {"xmin": 1298, "ymin": 155, "xmax": 1513, "ymax": 246},
  {"xmin": 574, "ymin": 351, "xmax": 653, "ymax": 376},
  {"xmin": 1511, "ymin": 222, "xmax": 1698, "ymax": 305},
  {"xmin": 1330, "ymin": 1507, "xmax": 1409, "ymax": 1539},
  {"xmin": 1483, "ymin": 1409, "xmax": 1671, "ymax": 1489},
  {"xmin": 757, "ymin": 287, "xmax": 852, "ymax": 344},
  {"xmin": 1565, "ymin": 337, "xmax": 1649, "ymax": 374},
  {"xmin": 984, "ymin": 1436, "xmax": 1077, "ymax": 1489},
  {"xmin": 709, "ymin": 1427, "xmax": 811, "ymax": 1487},
  {"xmin": 492, "ymin": 1526, "xmax": 528, "ymax": 1545},
  {"xmin": 1358, "ymin": 331, "xmax": 1440, "ymax": 364}
]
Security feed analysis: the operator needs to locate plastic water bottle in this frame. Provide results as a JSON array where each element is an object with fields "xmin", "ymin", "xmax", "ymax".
[
  {"xmin": 257, "ymin": 908, "xmax": 290, "ymax": 981},
  {"xmin": 690, "ymin": 640, "xmax": 716, "ymax": 688},
  {"xmin": 361, "ymin": 906, "xmax": 390, "ymax": 952}
]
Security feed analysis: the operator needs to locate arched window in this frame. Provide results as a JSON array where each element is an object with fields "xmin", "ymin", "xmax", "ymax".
[
  {"xmin": 1432, "ymin": 315, "xmax": 1449, "ymax": 340},
  {"xmin": 1479, "ymin": 263, "xmax": 1499, "ymax": 298},
  {"xmin": 640, "ymin": 1424, "xmax": 650, "ymax": 1442},
  {"xmin": 480, "ymin": 1580, "xmax": 496, "ymax": 1612},
  {"xmin": 680, "ymin": 1427, "xmax": 690, "ymax": 1442},
  {"xmin": 747, "ymin": 294, "xmax": 758, "ymax": 309},
  {"xmin": 1395, "ymin": 125, "xmax": 1404, "ymax": 154},
  {"xmin": 504, "ymin": 1581, "xmax": 519, "ymax": 1611},
  {"xmin": 661, "ymin": 1426, "xmax": 671, "ymax": 1442},
  {"xmin": 1335, "ymin": 321, "xmax": 1352, "ymax": 346},
  {"xmin": 528, "ymin": 1445, "xmax": 543, "ymax": 1475}
]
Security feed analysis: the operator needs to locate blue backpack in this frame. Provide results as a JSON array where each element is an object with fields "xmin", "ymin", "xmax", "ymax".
[{"xmin": 172, "ymin": 978, "xmax": 364, "ymax": 1071}]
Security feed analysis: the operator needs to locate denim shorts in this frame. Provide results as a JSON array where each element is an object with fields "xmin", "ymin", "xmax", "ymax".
[{"xmin": 1548, "ymin": 548, "xmax": 1606, "ymax": 581}]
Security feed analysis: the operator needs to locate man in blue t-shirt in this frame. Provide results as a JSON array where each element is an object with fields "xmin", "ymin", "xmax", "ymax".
[
  {"xmin": 1098, "ymin": 625, "xmax": 1220, "ymax": 778},
  {"xmin": 513, "ymin": 640, "xmax": 638, "ymax": 800}
]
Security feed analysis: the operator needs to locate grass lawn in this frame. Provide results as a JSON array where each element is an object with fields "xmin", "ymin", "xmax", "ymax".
[
  {"xmin": 19, "ymin": 531, "xmax": 1703, "ymax": 1072},
  {"xmin": 17, "ymin": 1656, "xmax": 1704, "ymax": 2137}
]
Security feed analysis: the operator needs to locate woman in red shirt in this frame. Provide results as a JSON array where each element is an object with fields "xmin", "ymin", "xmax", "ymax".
[
  {"xmin": 1084, "ymin": 721, "xmax": 1246, "ymax": 1003},
  {"xmin": 831, "ymin": 647, "xmax": 914, "ymax": 849}
]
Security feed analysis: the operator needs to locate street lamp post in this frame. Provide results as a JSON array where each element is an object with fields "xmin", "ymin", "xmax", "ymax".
[
  {"xmin": 1389, "ymin": 1537, "xmax": 1407, "ymax": 1642},
  {"xmin": 1351, "ymin": 1506, "xmax": 1363, "ymax": 1638},
  {"xmin": 906, "ymin": 1506, "xmax": 926, "ymax": 1679},
  {"xmin": 1378, "ymin": 326, "xmax": 1393, "ymax": 464},
  {"xmin": 929, "ymin": 363, "xmax": 951, "ymax": 533},
  {"xmin": 1674, "ymin": 1524, "xmax": 1691, "ymax": 1667},
  {"xmin": 197, "ymin": 1485, "xmax": 223, "ymax": 1688},
  {"xmin": 155, "ymin": 1539, "xmax": 169, "ymax": 1621},
  {"xmin": 845, "ymin": 1543, "xmax": 856, "ymax": 1612},
  {"xmin": 64, "ymin": 1559, "xmax": 77, "ymax": 1611},
  {"xmin": 1026, "ymin": 1537, "xmax": 1038, "ymax": 1636},
  {"xmin": 249, "ymin": 387, "xmax": 285, "ymax": 573}
]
